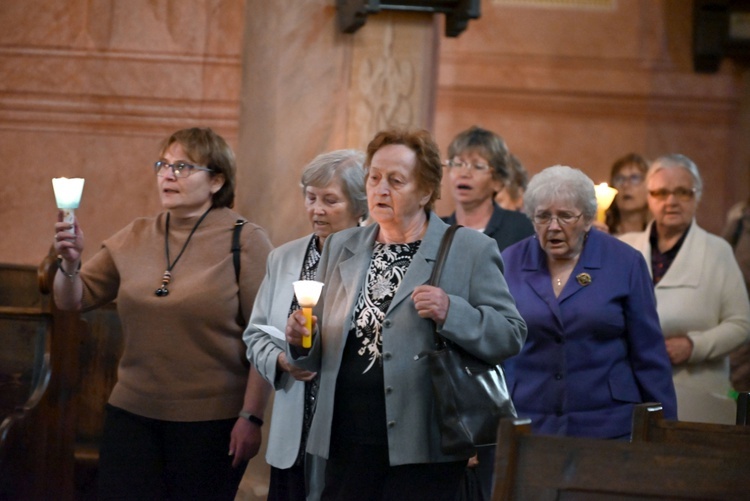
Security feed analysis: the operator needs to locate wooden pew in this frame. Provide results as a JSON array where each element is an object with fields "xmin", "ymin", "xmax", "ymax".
[
  {"xmin": 630, "ymin": 401, "xmax": 750, "ymax": 449},
  {"xmin": 0, "ymin": 309, "xmax": 51, "ymax": 443},
  {"xmin": 492, "ymin": 417, "xmax": 750, "ymax": 501},
  {"xmin": 0, "ymin": 262, "xmax": 56, "ymax": 500},
  {"xmin": 0, "ymin": 250, "xmax": 122, "ymax": 500},
  {"xmin": 737, "ymin": 391, "xmax": 749, "ymax": 425}
]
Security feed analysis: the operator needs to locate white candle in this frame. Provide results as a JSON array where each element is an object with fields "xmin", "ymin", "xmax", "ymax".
[
  {"xmin": 52, "ymin": 177, "xmax": 85, "ymax": 226},
  {"xmin": 293, "ymin": 280, "xmax": 324, "ymax": 348}
]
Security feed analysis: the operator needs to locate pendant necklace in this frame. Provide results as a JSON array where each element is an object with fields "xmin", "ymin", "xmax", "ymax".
[{"xmin": 155, "ymin": 207, "xmax": 212, "ymax": 297}]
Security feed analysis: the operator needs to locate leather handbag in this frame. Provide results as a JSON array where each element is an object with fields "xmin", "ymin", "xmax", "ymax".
[{"xmin": 426, "ymin": 224, "xmax": 517, "ymax": 456}]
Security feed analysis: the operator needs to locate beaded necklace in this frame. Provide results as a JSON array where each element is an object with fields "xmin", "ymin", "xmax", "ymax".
[{"xmin": 155, "ymin": 206, "xmax": 212, "ymax": 297}]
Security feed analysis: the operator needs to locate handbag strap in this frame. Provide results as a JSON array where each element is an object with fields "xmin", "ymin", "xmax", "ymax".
[
  {"xmin": 232, "ymin": 219, "xmax": 247, "ymax": 283},
  {"xmin": 429, "ymin": 224, "xmax": 461, "ymax": 286},
  {"xmin": 429, "ymin": 224, "xmax": 461, "ymax": 348}
]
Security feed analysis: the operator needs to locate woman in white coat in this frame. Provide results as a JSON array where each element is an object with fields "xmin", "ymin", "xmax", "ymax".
[
  {"xmin": 243, "ymin": 150, "xmax": 367, "ymax": 500},
  {"xmin": 620, "ymin": 154, "xmax": 750, "ymax": 424}
]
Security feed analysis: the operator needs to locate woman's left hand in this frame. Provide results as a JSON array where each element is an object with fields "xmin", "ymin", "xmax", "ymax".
[
  {"xmin": 228, "ymin": 418, "xmax": 262, "ymax": 467},
  {"xmin": 412, "ymin": 285, "xmax": 450, "ymax": 325},
  {"xmin": 665, "ymin": 336, "xmax": 693, "ymax": 365}
]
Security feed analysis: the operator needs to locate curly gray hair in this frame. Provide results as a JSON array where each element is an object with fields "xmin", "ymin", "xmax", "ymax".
[{"xmin": 523, "ymin": 165, "xmax": 597, "ymax": 222}]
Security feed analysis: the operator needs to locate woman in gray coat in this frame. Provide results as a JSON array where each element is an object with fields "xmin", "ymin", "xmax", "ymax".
[
  {"xmin": 285, "ymin": 129, "xmax": 527, "ymax": 501},
  {"xmin": 243, "ymin": 149, "xmax": 367, "ymax": 500}
]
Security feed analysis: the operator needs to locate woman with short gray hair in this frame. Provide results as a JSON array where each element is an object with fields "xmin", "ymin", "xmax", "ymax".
[
  {"xmin": 244, "ymin": 149, "xmax": 367, "ymax": 501},
  {"xmin": 621, "ymin": 154, "xmax": 750, "ymax": 424},
  {"xmin": 502, "ymin": 165, "xmax": 677, "ymax": 439}
]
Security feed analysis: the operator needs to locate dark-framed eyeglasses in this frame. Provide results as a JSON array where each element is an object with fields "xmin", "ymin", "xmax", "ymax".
[
  {"xmin": 532, "ymin": 212, "xmax": 584, "ymax": 226},
  {"xmin": 153, "ymin": 160, "xmax": 214, "ymax": 178},
  {"xmin": 443, "ymin": 159, "xmax": 492, "ymax": 173},
  {"xmin": 648, "ymin": 187, "xmax": 696, "ymax": 202},
  {"xmin": 612, "ymin": 173, "xmax": 644, "ymax": 187}
]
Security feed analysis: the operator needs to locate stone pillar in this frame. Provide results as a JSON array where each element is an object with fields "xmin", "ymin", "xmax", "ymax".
[{"xmin": 235, "ymin": 1, "xmax": 439, "ymax": 246}]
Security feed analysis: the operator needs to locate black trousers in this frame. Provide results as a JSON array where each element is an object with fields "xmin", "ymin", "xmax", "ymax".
[
  {"xmin": 268, "ymin": 463, "xmax": 306, "ymax": 501},
  {"xmin": 460, "ymin": 445, "xmax": 495, "ymax": 501},
  {"xmin": 321, "ymin": 441, "xmax": 465, "ymax": 501},
  {"xmin": 98, "ymin": 404, "xmax": 246, "ymax": 501}
]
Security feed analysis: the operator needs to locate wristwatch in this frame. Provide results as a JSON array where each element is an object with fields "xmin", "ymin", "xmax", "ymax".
[{"xmin": 238, "ymin": 411, "xmax": 264, "ymax": 427}]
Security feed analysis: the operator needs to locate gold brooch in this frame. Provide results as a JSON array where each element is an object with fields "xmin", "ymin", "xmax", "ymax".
[{"xmin": 576, "ymin": 273, "xmax": 592, "ymax": 286}]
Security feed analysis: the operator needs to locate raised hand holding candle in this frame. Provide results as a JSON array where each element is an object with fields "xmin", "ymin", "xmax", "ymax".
[
  {"xmin": 292, "ymin": 280, "xmax": 324, "ymax": 348},
  {"xmin": 594, "ymin": 182, "xmax": 617, "ymax": 224},
  {"xmin": 52, "ymin": 177, "xmax": 85, "ymax": 228}
]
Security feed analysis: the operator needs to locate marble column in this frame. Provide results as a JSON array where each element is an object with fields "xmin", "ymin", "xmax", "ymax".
[{"xmin": 235, "ymin": 0, "xmax": 439, "ymax": 246}]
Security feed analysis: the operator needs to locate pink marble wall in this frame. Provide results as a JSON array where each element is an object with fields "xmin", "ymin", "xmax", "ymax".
[{"xmin": 0, "ymin": 0, "xmax": 245, "ymax": 265}]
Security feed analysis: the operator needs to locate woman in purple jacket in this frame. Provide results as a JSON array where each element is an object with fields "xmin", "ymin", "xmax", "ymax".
[{"xmin": 501, "ymin": 165, "xmax": 677, "ymax": 439}]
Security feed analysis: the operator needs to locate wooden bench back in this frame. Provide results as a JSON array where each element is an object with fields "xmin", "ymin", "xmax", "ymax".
[
  {"xmin": 737, "ymin": 391, "xmax": 749, "ymax": 425},
  {"xmin": 0, "ymin": 262, "xmax": 54, "ymax": 500},
  {"xmin": 492, "ymin": 417, "xmax": 750, "ymax": 501},
  {"xmin": 630, "ymin": 401, "xmax": 750, "ymax": 449}
]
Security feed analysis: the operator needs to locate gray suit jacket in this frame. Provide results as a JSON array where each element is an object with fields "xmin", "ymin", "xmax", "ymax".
[
  {"xmin": 243, "ymin": 234, "xmax": 310, "ymax": 469},
  {"xmin": 290, "ymin": 212, "xmax": 527, "ymax": 464}
]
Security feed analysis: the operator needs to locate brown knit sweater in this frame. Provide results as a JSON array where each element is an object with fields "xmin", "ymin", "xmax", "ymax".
[{"xmin": 79, "ymin": 207, "xmax": 272, "ymax": 421}]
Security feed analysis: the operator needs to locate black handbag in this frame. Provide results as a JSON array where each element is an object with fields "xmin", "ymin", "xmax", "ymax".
[{"xmin": 427, "ymin": 224, "xmax": 517, "ymax": 456}]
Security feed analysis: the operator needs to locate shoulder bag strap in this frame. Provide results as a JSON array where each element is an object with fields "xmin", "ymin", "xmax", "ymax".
[
  {"xmin": 429, "ymin": 224, "xmax": 461, "ymax": 286},
  {"xmin": 232, "ymin": 219, "xmax": 247, "ymax": 283},
  {"xmin": 429, "ymin": 224, "xmax": 461, "ymax": 348}
]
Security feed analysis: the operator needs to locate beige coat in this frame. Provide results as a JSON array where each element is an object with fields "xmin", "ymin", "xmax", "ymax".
[{"xmin": 620, "ymin": 221, "xmax": 750, "ymax": 423}]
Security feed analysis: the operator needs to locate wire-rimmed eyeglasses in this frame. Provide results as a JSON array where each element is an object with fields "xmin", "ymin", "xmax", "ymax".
[
  {"xmin": 532, "ymin": 212, "xmax": 584, "ymax": 226},
  {"xmin": 612, "ymin": 173, "xmax": 644, "ymax": 188},
  {"xmin": 443, "ymin": 159, "xmax": 492, "ymax": 173},
  {"xmin": 153, "ymin": 160, "xmax": 214, "ymax": 178},
  {"xmin": 648, "ymin": 187, "xmax": 696, "ymax": 202}
]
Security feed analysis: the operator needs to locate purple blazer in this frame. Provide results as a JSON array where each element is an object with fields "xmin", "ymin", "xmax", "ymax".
[{"xmin": 501, "ymin": 229, "xmax": 677, "ymax": 438}]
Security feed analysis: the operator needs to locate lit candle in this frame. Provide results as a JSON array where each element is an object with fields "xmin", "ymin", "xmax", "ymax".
[
  {"xmin": 52, "ymin": 177, "xmax": 85, "ymax": 227},
  {"xmin": 292, "ymin": 280, "xmax": 324, "ymax": 348},
  {"xmin": 594, "ymin": 182, "xmax": 617, "ymax": 224}
]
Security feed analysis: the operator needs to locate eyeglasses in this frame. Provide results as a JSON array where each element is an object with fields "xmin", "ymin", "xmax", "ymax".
[
  {"xmin": 153, "ymin": 160, "xmax": 214, "ymax": 178},
  {"xmin": 444, "ymin": 159, "xmax": 492, "ymax": 173},
  {"xmin": 612, "ymin": 174, "xmax": 644, "ymax": 187},
  {"xmin": 533, "ymin": 212, "xmax": 584, "ymax": 226},
  {"xmin": 648, "ymin": 187, "xmax": 696, "ymax": 202}
]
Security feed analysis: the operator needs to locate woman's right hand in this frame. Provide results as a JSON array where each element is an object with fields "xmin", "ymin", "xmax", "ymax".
[
  {"xmin": 54, "ymin": 210, "xmax": 84, "ymax": 263},
  {"xmin": 277, "ymin": 352, "xmax": 317, "ymax": 381},
  {"xmin": 285, "ymin": 309, "xmax": 316, "ymax": 348}
]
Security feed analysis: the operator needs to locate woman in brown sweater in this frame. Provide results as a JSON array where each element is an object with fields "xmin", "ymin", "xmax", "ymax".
[{"xmin": 53, "ymin": 128, "xmax": 273, "ymax": 500}]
